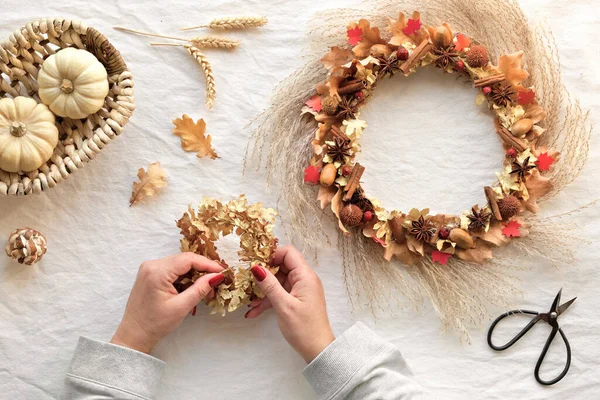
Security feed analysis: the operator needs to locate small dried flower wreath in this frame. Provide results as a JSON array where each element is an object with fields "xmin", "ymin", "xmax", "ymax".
[
  {"xmin": 303, "ymin": 11, "xmax": 559, "ymax": 266},
  {"xmin": 175, "ymin": 195, "xmax": 279, "ymax": 315}
]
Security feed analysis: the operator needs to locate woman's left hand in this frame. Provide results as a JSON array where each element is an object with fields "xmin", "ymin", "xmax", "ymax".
[{"xmin": 111, "ymin": 253, "xmax": 225, "ymax": 354}]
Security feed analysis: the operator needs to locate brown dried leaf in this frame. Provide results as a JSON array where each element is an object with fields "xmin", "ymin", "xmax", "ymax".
[
  {"xmin": 384, "ymin": 241, "xmax": 421, "ymax": 265},
  {"xmin": 348, "ymin": 19, "xmax": 386, "ymax": 58},
  {"xmin": 388, "ymin": 11, "xmax": 427, "ymax": 46},
  {"xmin": 497, "ymin": 51, "xmax": 529, "ymax": 86},
  {"xmin": 317, "ymin": 185, "xmax": 337, "ymax": 209},
  {"xmin": 331, "ymin": 187, "xmax": 350, "ymax": 235},
  {"xmin": 172, "ymin": 114, "xmax": 218, "ymax": 159},
  {"xmin": 321, "ymin": 46, "xmax": 353, "ymax": 69},
  {"xmin": 455, "ymin": 241, "xmax": 493, "ymax": 264},
  {"xmin": 522, "ymin": 170, "xmax": 553, "ymax": 213},
  {"xmin": 130, "ymin": 162, "xmax": 168, "ymax": 206}
]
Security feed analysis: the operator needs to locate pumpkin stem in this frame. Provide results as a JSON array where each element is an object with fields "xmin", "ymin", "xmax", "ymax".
[
  {"xmin": 60, "ymin": 79, "xmax": 74, "ymax": 94},
  {"xmin": 9, "ymin": 122, "xmax": 27, "ymax": 137}
]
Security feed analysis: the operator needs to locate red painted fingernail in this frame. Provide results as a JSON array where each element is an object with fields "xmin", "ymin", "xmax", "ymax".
[
  {"xmin": 245, "ymin": 310, "xmax": 251, "ymax": 318},
  {"xmin": 191, "ymin": 306, "xmax": 197, "ymax": 316},
  {"xmin": 209, "ymin": 273, "xmax": 225, "ymax": 287},
  {"xmin": 251, "ymin": 265, "xmax": 267, "ymax": 282}
]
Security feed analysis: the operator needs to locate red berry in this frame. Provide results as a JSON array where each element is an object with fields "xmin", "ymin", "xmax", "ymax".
[
  {"xmin": 506, "ymin": 148, "xmax": 517, "ymax": 158},
  {"xmin": 482, "ymin": 86, "xmax": 492, "ymax": 95},
  {"xmin": 397, "ymin": 47, "xmax": 409, "ymax": 61},
  {"xmin": 363, "ymin": 210, "xmax": 374, "ymax": 222},
  {"xmin": 438, "ymin": 227, "xmax": 450, "ymax": 240},
  {"xmin": 456, "ymin": 60, "xmax": 465, "ymax": 70},
  {"xmin": 354, "ymin": 91, "xmax": 364, "ymax": 101},
  {"xmin": 341, "ymin": 165, "xmax": 352, "ymax": 176}
]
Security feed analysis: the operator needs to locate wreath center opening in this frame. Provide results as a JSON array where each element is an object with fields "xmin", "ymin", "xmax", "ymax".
[{"xmin": 357, "ymin": 67, "xmax": 503, "ymax": 213}]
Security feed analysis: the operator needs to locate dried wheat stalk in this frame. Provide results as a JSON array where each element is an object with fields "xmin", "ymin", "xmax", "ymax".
[
  {"xmin": 114, "ymin": 27, "xmax": 240, "ymax": 49},
  {"xmin": 152, "ymin": 43, "xmax": 216, "ymax": 109},
  {"xmin": 181, "ymin": 16, "xmax": 268, "ymax": 31}
]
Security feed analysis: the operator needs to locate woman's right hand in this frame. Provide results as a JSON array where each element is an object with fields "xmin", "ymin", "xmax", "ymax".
[{"xmin": 247, "ymin": 246, "xmax": 335, "ymax": 363}]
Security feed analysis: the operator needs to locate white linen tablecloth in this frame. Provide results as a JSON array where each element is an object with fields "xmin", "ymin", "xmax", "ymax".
[{"xmin": 1, "ymin": 0, "xmax": 599, "ymax": 399}]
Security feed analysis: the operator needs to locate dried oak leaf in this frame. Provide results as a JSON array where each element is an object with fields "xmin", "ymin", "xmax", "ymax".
[
  {"xmin": 455, "ymin": 241, "xmax": 493, "ymax": 264},
  {"xmin": 347, "ymin": 19, "xmax": 386, "ymax": 58},
  {"xmin": 384, "ymin": 241, "xmax": 421, "ymax": 265},
  {"xmin": 130, "ymin": 162, "xmax": 167, "ymax": 206},
  {"xmin": 172, "ymin": 114, "xmax": 218, "ymax": 159},
  {"xmin": 497, "ymin": 51, "xmax": 529, "ymax": 86},
  {"xmin": 388, "ymin": 11, "xmax": 427, "ymax": 46},
  {"xmin": 331, "ymin": 187, "xmax": 350, "ymax": 235},
  {"xmin": 522, "ymin": 169, "xmax": 553, "ymax": 213},
  {"xmin": 317, "ymin": 185, "xmax": 337, "ymax": 209},
  {"xmin": 321, "ymin": 46, "xmax": 353, "ymax": 69}
]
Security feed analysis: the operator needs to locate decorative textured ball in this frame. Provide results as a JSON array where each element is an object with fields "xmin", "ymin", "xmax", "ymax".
[
  {"xmin": 5, "ymin": 228, "xmax": 47, "ymax": 265},
  {"xmin": 466, "ymin": 45, "xmax": 489, "ymax": 68},
  {"xmin": 321, "ymin": 96, "xmax": 340, "ymax": 116},
  {"xmin": 363, "ymin": 210, "xmax": 374, "ymax": 222},
  {"xmin": 498, "ymin": 195, "xmax": 522, "ymax": 220},
  {"xmin": 340, "ymin": 204, "xmax": 364, "ymax": 227}
]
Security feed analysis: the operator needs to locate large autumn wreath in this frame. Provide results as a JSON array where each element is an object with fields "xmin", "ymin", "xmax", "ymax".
[
  {"xmin": 246, "ymin": 0, "xmax": 590, "ymax": 336},
  {"xmin": 301, "ymin": 11, "xmax": 559, "ymax": 266}
]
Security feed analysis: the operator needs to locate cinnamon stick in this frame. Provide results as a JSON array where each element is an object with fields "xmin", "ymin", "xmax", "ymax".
[
  {"xmin": 329, "ymin": 124, "xmax": 348, "ymax": 141},
  {"xmin": 343, "ymin": 163, "xmax": 365, "ymax": 201},
  {"xmin": 484, "ymin": 186, "xmax": 502, "ymax": 221},
  {"xmin": 474, "ymin": 73, "xmax": 505, "ymax": 88},
  {"xmin": 338, "ymin": 81, "xmax": 364, "ymax": 95},
  {"xmin": 400, "ymin": 40, "xmax": 432, "ymax": 75},
  {"xmin": 494, "ymin": 118, "xmax": 527, "ymax": 152},
  {"xmin": 339, "ymin": 78, "xmax": 361, "ymax": 88}
]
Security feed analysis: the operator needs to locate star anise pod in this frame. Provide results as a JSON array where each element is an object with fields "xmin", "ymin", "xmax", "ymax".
[
  {"xmin": 510, "ymin": 156, "xmax": 536, "ymax": 181},
  {"xmin": 490, "ymin": 84, "xmax": 515, "ymax": 107},
  {"xmin": 376, "ymin": 55, "xmax": 398, "ymax": 77},
  {"xmin": 336, "ymin": 96, "xmax": 358, "ymax": 120},
  {"xmin": 326, "ymin": 137, "xmax": 352, "ymax": 163},
  {"xmin": 410, "ymin": 215, "xmax": 436, "ymax": 242},
  {"xmin": 433, "ymin": 45, "xmax": 458, "ymax": 70},
  {"xmin": 350, "ymin": 188, "xmax": 374, "ymax": 212},
  {"xmin": 467, "ymin": 207, "xmax": 491, "ymax": 231}
]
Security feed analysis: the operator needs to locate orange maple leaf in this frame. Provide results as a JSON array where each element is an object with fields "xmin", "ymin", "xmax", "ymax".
[
  {"xmin": 303, "ymin": 165, "xmax": 320, "ymax": 184},
  {"xmin": 305, "ymin": 95, "xmax": 322, "ymax": 112},
  {"xmin": 536, "ymin": 152, "xmax": 555, "ymax": 171},
  {"xmin": 346, "ymin": 26, "xmax": 363, "ymax": 45},
  {"xmin": 518, "ymin": 89, "xmax": 536, "ymax": 105},
  {"xmin": 454, "ymin": 33, "xmax": 471, "ymax": 52},
  {"xmin": 501, "ymin": 220, "xmax": 521, "ymax": 238},
  {"xmin": 432, "ymin": 250, "xmax": 452, "ymax": 265}
]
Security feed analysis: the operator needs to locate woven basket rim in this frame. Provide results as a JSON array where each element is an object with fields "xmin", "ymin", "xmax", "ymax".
[{"xmin": 0, "ymin": 17, "xmax": 135, "ymax": 196}]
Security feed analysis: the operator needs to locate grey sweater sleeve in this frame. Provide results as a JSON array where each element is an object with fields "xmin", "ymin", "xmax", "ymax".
[
  {"xmin": 60, "ymin": 337, "xmax": 165, "ymax": 400},
  {"xmin": 303, "ymin": 322, "xmax": 422, "ymax": 399}
]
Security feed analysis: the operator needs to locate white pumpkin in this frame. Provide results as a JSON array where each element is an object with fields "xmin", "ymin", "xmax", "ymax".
[
  {"xmin": 0, "ymin": 97, "xmax": 58, "ymax": 173},
  {"xmin": 38, "ymin": 48, "xmax": 109, "ymax": 119}
]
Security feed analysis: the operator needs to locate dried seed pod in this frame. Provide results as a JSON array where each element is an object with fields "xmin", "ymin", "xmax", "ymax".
[
  {"xmin": 5, "ymin": 228, "xmax": 47, "ymax": 265},
  {"xmin": 466, "ymin": 45, "xmax": 489, "ymax": 68},
  {"xmin": 498, "ymin": 195, "xmax": 522, "ymax": 219},
  {"xmin": 340, "ymin": 204, "xmax": 364, "ymax": 227},
  {"xmin": 321, "ymin": 96, "xmax": 339, "ymax": 116}
]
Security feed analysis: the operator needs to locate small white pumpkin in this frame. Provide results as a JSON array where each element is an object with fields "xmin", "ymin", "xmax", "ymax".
[
  {"xmin": 38, "ymin": 48, "xmax": 109, "ymax": 119},
  {"xmin": 0, "ymin": 97, "xmax": 59, "ymax": 173}
]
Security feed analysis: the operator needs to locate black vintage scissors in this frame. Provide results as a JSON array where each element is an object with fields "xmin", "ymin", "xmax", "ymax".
[{"xmin": 487, "ymin": 289, "xmax": 576, "ymax": 385}]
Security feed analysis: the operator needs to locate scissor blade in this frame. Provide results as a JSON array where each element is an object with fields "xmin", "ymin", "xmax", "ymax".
[
  {"xmin": 558, "ymin": 297, "xmax": 577, "ymax": 315},
  {"xmin": 550, "ymin": 288, "xmax": 563, "ymax": 313}
]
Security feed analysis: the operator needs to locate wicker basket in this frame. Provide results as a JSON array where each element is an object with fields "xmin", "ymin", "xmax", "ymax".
[{"xmin": 0, "ymin": 18, "xmax": 135, "ymax": 196}]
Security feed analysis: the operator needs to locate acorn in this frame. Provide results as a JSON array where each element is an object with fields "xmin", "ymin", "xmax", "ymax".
[
  {"xmin": 319, "ymin": 164, "xmax": 337, "ymax": 187},
  {"xmin": 340, "ymin": 204, "xmax": 364, "ymax": 227},
  {"xmin": 511, "ymin": 118, "xmax": 533, "ymax": 138},
  {"xmin": 498, "ymin": 195, "xmax": 522, "ymax": 220},
  {"xmin": 449, "ymin": 228, "xmax": 474, "ymax": 249},
  {"xmin": 466, "ymin": 45, "xmax": 489, "ymax": 68},
  {"xmin": 321, "ymin": 96, "xmax": 339, "ymax": 116}
]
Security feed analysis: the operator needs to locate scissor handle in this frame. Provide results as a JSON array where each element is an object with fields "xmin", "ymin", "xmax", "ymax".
[
  {"xmin": 487, "ymin": 309, "xmax": 541, "ymax": 351},
  {"xmin": 534, "ymin": 327, "xmax": 571, "ymax": 385}
]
